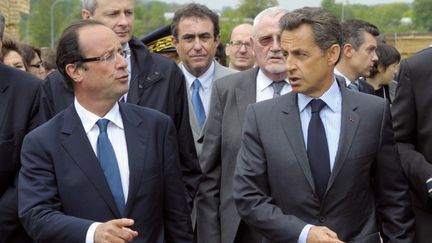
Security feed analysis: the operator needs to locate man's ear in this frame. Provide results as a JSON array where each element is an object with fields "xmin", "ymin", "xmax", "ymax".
[
  {"xmin": 65, "ymin": 63, "xmax": 84, "ymax": 85},
  {"xmin": 82, "ymin": 9, "xmax": 91, "ymax": 19},
  {"xmin": 343, "ymin": 43, "xmax": 353, "ymax": 58},
  {"xmin": 327, "ymin": 44, "xmax": 341, "ymax": 66}
]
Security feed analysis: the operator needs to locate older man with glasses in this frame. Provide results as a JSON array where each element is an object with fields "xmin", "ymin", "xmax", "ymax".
[{"xmin": 225, "ymin": 23, "xmax": 255, "ymax": 71}]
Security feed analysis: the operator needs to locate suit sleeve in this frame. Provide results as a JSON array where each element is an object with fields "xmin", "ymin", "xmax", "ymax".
[
  {"xmin": 196, "ymin": 83, "xmax": 223, "ymax": 243},
  {"xmin": 392, "ymin": 59, "xmax": 432, "ymax": 204},
  {"xmin": 172, "ymin": 67, "xmax": 202, "ymax": 209},
  {"xmin": 162, "ymin": 117, "xmax": 194, "ymax": 243},
  {"xmin": 233, "ymin": 105, "xmax": 306, "ymax": 242},
  {"xmin": 19, "ymin": 132, "xmax": 93, "ymax": 242},
  {"xmin": 375, "ymin": 101, "xmax": 415, "ymax": 242}
]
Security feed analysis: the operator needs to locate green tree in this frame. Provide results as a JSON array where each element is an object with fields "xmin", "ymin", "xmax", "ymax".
[
  {"xmin": 20, "ymin": 0, "xmax": 81, "ymax": 47},
  {"xmin": 134, "ymin": 1, "xmax": 169, "ymax": 38},
  {"xmin": 413, "ymin": 0, "xmax": 432, "ymax": 31},
  {"xmin": 237, "ymin": 0, "xmax": 279, "ymax": 19}
]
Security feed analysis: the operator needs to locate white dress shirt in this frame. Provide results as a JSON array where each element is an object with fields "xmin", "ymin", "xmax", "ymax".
[
  {"xmin": 296, "ymin": 79, "xmax": 342, "ymax": 243},
  {"xmin": 334, "ymin": 68, "xmax": 354, "ymax": 87},
  {"xmin": 255, "ymin": 69, "xmax": 291, "ymax": 102},
  {"xmin": 74, "ymin": 99, "xmax": 130, "ymax": 243},
  {"xmin": 181, "ymin": 60, "xmax": 216, "ymax": 116}
]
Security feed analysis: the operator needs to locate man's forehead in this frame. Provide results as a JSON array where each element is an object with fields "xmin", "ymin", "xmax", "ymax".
[{"xmin": 93, "ymin": 0, "xmax": 134, "ymax": 12}]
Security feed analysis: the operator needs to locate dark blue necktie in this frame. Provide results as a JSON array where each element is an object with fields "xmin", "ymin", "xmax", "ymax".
[
  {"xmin": 307, "ymin": 99, "xmax": 331, "ymax": 200},
  {"xmin": 192, "ymin": 79, "xmax": 206, "ymax": 128},
  {"xmin": 96, "ymin": 119, "xmax": 125, "ymax": 216}
]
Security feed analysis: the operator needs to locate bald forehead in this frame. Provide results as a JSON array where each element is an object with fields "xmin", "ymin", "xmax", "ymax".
[{"xmin": 78, "ymin": 25, "xmax": 117, "ymax": 49}]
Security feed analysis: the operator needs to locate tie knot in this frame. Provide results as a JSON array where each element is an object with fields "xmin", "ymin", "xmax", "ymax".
[
  {"xmin": 309, "ymin": 99, "xmax": 326, "ymax": 113},
  {"xmin": 96, "ymin": 119, "xmax": 110, "ymax": 133},
  {"xmin": 192, "ymin": 79, "xmax": 202, "ymax": 90},
  {"xmin": 272, "ymin": 81, "xmax": 285, "ymax": 97}
]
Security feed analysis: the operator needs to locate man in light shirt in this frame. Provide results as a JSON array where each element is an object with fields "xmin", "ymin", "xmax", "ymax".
[
  {"xmin": 18, "ymin": 20, "xmax": 193, "ymax": 243},
  {"xmin": 196, "ymin": 7, "xmax": 289, "ymax": 243},
  {"xmin": 233, "ymin": 7, "xmax": 414, "ymax": 243},
  {"xmin": 171, "ymin": 3, "xmax": 236, "ymax": 157}
]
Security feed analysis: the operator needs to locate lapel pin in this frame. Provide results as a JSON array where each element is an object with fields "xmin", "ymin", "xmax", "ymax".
[{"xmin": 349, "ymin": 117, "xmax": 354, "ymax": 122}]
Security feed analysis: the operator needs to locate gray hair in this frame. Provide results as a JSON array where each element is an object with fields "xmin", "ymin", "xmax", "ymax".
[
  {"xmin": 252, "ymin": 7, "xmax": 288, "ymax": 36},
  {"xmin": 82, "ymin": 0, "xmax": 98, "ymax": 14},
  {"xmin": 0, "ymin": 11, "xmax": 5, "ymax": 41}
]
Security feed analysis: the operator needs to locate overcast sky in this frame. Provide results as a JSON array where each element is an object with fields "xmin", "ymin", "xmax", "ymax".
[{"xmin": 160, "ymin": 0, "xmax": 413, "ymax": 11}]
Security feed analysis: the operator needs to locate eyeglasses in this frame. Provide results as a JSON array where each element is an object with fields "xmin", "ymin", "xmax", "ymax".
[
  {"xmin": 229, "ymin": 40, "xmax": 251, "ymax": 50},
  {"xmin": 30, "ymin": 63, "xmax": 43, "ymax": 68},
  {"xmin": 80, "ymin": 48, "xmax": 130, "ymax": 64}
]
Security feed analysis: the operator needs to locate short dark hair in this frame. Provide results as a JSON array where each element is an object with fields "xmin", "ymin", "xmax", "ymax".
[
  {"xmin": 19, "ymin": 44, "xmax": 39, "ymax": 68},
  {"xmin": 369, "ymin": 42, "xmax": 401, "ymax": 78},
  {"xmin": 171, "ymin": 3, "xmax": 219, "ymax": 40},
  {"xmin": 341, "ymin": 19, "xmax": 380, "ymax": 49},
  {"xmin": 1, "ymin": 38, "xmax": 27, "ymax": 69},
  {"xmin": 279, "ymin": 7, "xmax": 342, "ymax": 52},
  {"xmin": 56, "ymin": 19, "xmax": 104, "ymax": 89}
]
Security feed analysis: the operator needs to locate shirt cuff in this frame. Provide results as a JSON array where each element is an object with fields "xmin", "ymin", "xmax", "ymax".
[
  {"xmin": 298, "ymin": 224, "xmax": 313, "ymax": 243},
  {"xmin": 85, "ymin": 222, "xmax": 102, "ymax": 243}
]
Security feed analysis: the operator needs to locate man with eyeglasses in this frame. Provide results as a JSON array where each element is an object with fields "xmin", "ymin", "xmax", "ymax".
[
  {"xmin": 40, "ymin": 0, "xmax": 201, "ymax": 213},
  {"xmin": 18, "ymin": 20, "xmax": 193, "ymax": 243},
  {"xmin": 225, "ymin": 24, "xmax": 255, "ymax": 71},
  {"xmin": 196, "ymin": 7, "xmax": 289, "ymax": 243}
]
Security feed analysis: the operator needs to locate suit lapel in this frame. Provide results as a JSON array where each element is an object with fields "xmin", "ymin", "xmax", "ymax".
[
  {"xmin": 280, "ymin": 93, "xmax": 315, "ymax": 190},
  {"xmin": 119, "ymin": 104, "xmax": 148, "ymax": 216},
  {"xmin": 235, "ymin": 68, "xmax": 259, "ymax": 127},
  {"xmin": 60, "ymin": 105, "xmax": 120, "ymax": 217},
  {"xmin": 327, "ymin": 86, "xmax": 360, "ymax": 191}
]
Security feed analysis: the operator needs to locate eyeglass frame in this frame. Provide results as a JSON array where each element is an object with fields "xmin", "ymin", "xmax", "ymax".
[
  {"xmin": 30, "ymin": 62, "xmax": 44, "ymax": 68},
  {"xmin": 228, "ymin": 40, "xmax": 252, "ymax": 50},
  {"xmin": 77, "ymin": 48, "xmax": 130, "ymax": 64}
]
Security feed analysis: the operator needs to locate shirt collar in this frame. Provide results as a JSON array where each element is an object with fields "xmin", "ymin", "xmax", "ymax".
[
  {"xmin": 182, "ymin": 60, "xmax": 215, "ymax": 90},
  {"xmin": 334, "ymin": 68, "xmax": 355, "ymax": 87},
  {"xmin": 74, "ymin": 98, "xmax": 124, "ymax": 134},
  {"xmin": 256, "ymin": 68, "xmax": 288, "ymax": 92},
  {"xmin": 297, "ymin": 77, "xmax": 341, "ymax": 113}
]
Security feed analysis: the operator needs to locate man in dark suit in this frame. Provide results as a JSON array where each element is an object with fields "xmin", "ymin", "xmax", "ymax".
[
  {"xmin": 196, "ymin": 7, "xmax": 289, "ymax": 243},
  {"xmin": 334, "ymin": 19, "xmax": 377, "ymax": 94},
  {"xmin": 0, "ymin": 12, "xmax": 42, "ymax": 243},
  {"xmin": 233, "ymin": 7, "xmax": 414, "ymax": 243},
  {"xmin": 18, "ymin": 20, "xmax": 192, "ymax": 243},
  {"xmin": 40, "ymin": 0, "xmax": 201, "ymax": 209},
  {"xmin": 392, "ymin": 47, "xmax": 432, "ymax": 243}
]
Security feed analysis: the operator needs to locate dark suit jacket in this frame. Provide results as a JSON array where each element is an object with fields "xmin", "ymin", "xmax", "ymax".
[
  {"xmin": 392, "ymin": 47, "xmax": 432, "ymax": 243},
  {"xmin": 18, "ymin": 103, "xmax": 193, "ymax": 242},
  {"xmin": 197, "ymin": 68, "xmax": 261, "ymax": 243},
  {"xmin": 233, "ymin": 80, "xmax": 414, "ymax": 243},
  {"xmin": 39, "ymin": 37, "xmax": 201, "ymax": 208},
  {"xmin": 0, "ymin": 64, "xmax": 42, "ymax": 243}
]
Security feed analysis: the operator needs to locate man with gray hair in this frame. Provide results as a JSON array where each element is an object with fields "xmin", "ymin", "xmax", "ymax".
[
  {"xmin": 0, "ymin": 10, "xmax": 42, "ymax": 243},
  {"xmin": 196, "ymin": 7, "xmax": 289, "ymax": 243},
  {"xmin": 234, "ymin": 7, "xmax": 414, "ymax": 243}
]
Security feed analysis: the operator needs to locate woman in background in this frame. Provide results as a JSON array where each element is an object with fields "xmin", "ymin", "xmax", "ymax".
[
  {"xmin": 1, "ymin": 39, "xmax": 27, "ymax": 71},
  {"xmin": 367, "ymin": 42, "xmax": 401, "ymax": 104}
]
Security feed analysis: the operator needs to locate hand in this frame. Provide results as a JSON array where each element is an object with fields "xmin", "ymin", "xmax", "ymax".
[
  {"xmin": 306, "ymin": 226, "xmax": 345, "ymax": 243},
  {"xmin": 94, "ymin": 218, "xmax": 138, "ymax": 243}
]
